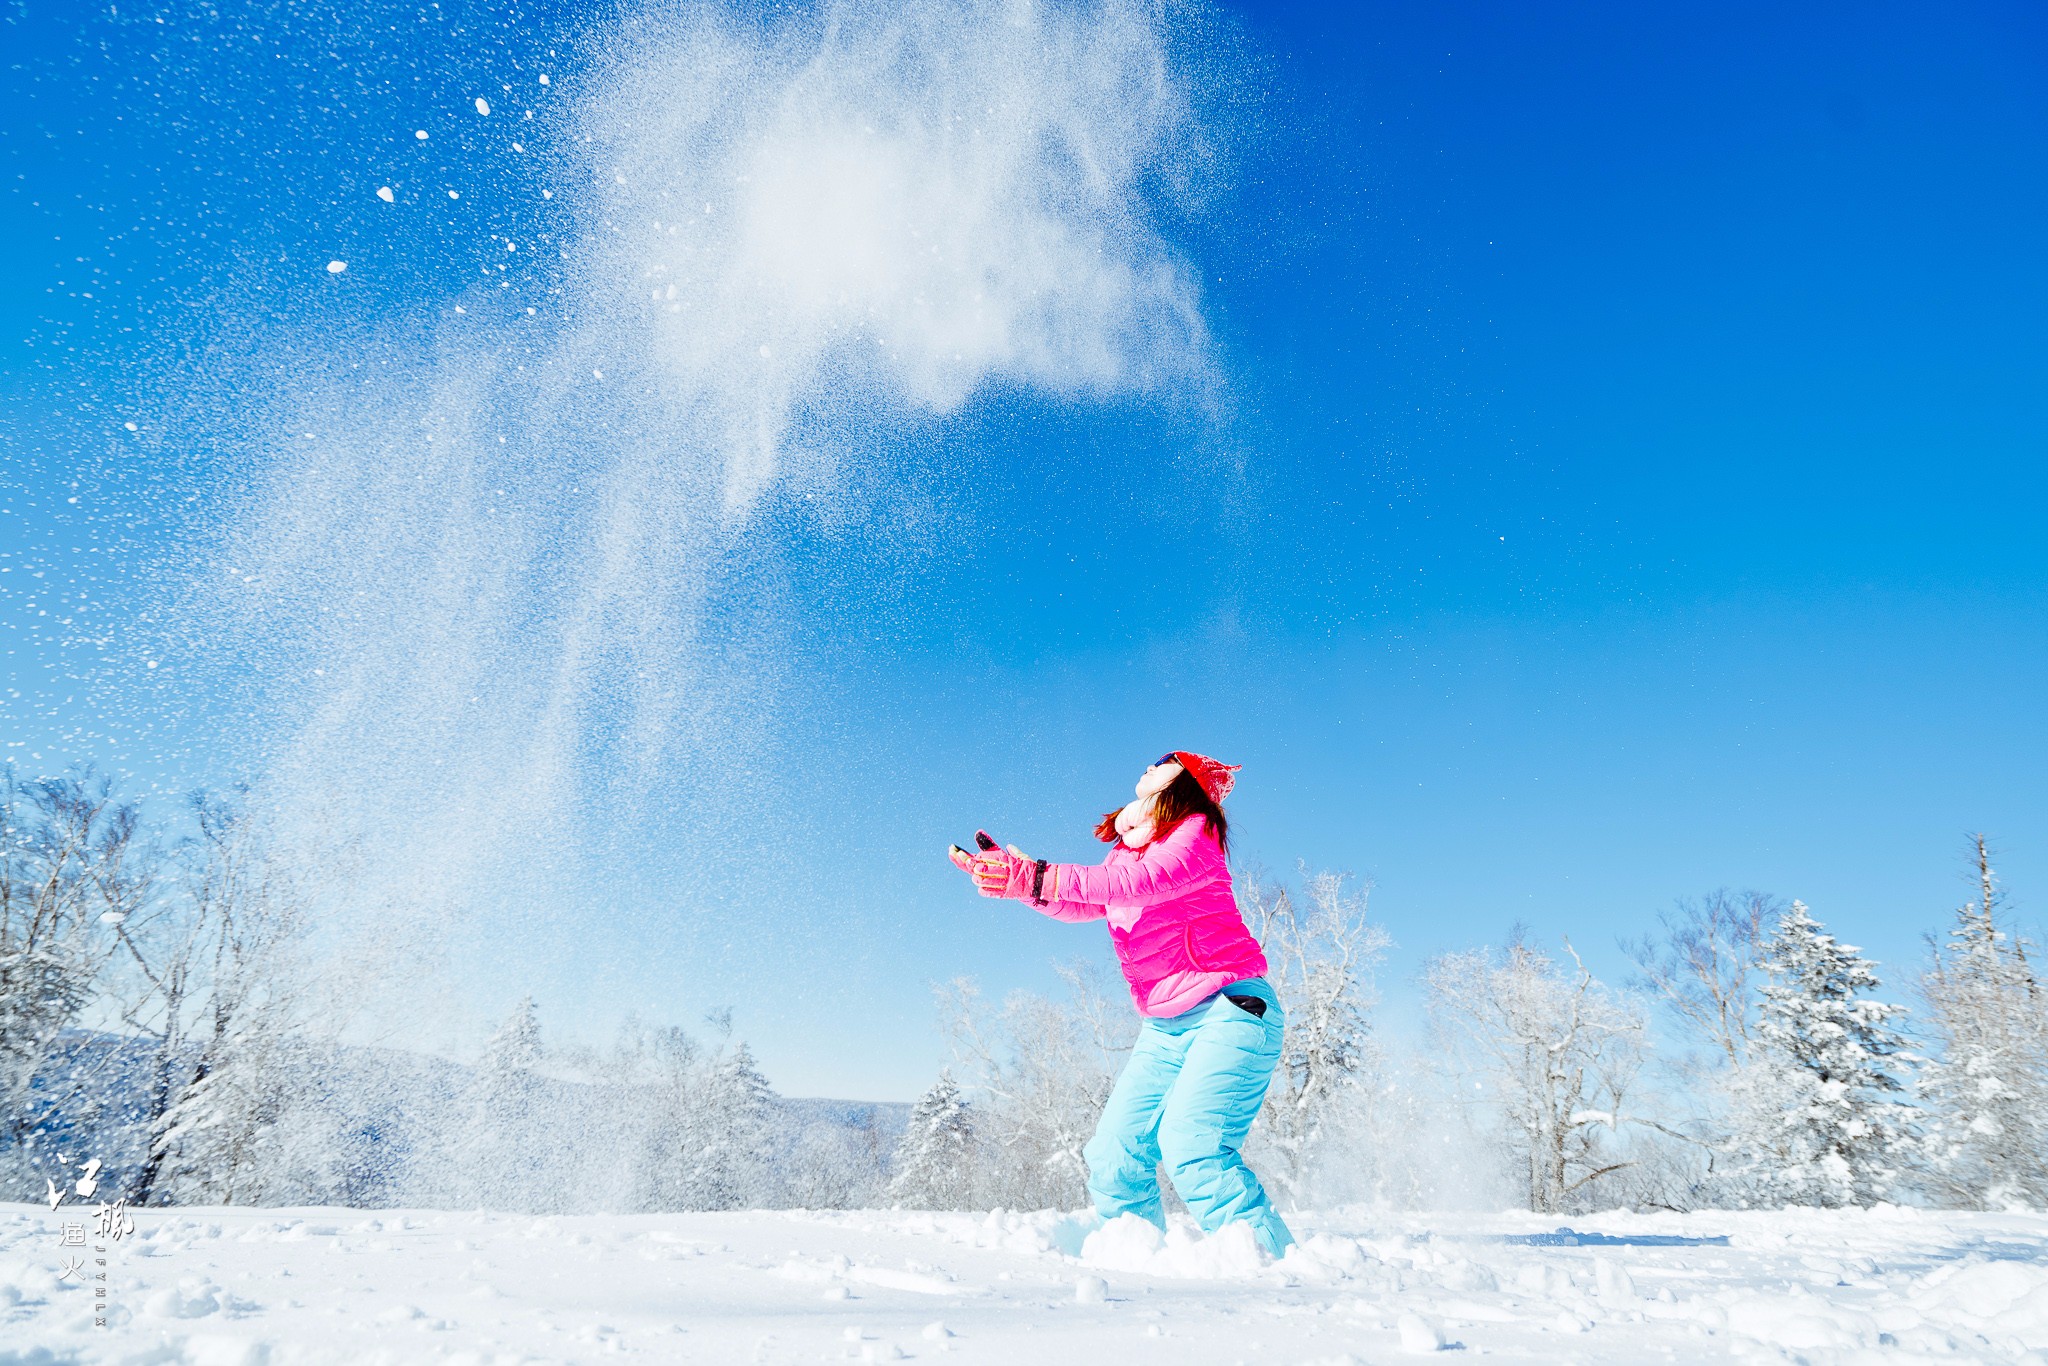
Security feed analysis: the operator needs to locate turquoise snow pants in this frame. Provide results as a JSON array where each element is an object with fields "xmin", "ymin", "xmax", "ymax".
[{"xmin": 1083, "ymin": 977, "xmax": 1295, "ymax": 1257}]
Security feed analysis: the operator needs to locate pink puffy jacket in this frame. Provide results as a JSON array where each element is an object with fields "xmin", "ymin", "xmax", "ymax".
[{"xmin": 1038, "ymin": 814, "xmax": 1268, "ymax": 1018}]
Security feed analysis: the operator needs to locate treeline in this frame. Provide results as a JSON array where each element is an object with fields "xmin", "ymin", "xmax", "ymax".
[
  {"xmin": 0, "ymin": 768, "xmax": 900, "ymax": 1211},
  {"xmin": 5, "ymin": 764, "xmax": 2044, "ymax": 1217}
]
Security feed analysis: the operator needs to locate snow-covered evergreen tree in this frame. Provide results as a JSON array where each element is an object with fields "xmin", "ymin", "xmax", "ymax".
[
  {"xmin": 686, "ymin": 1041, "xmax": 776, "ymax": 1210},
  {"xmin": 148, "ymin": 1005, "xmax": 340, "ymax": 1204},
  {"xmin": 1918, "ymin": 838, "xmax": 2047, "ymax": 1209},
  {"xmin": 888, "ymin": 1071, "xmax": 976, "ymax": 1209},
  {"xmin": 1724, "ymin": 901, "xmax": 1916, "ymax": 1207},
  {"xmin": 447, "ymin": 997, "xmax": 555, "ymax": 1212}
]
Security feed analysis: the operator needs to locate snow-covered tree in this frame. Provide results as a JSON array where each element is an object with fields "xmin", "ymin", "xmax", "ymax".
[
  {"xmin": 1623, "ymin": 889, "xmax": 1780, "ymax": 1069},
  {"xmin": 1240, "ymin": 867, "xmax": 1388, "ymax": 1203},
  {"xmin": 0, "ymin": 769, "xmax": 152, "ymax": 1189},
  {"xmin": 1425, "ymin": 933, "xmax": 1647, "ymax": 1213},
  {"xmin": 687, "ymin": 1039, "xmax": 777, "ymax": 1210},
  {"xmin": 445, "ymin": 997, "xmax": 555, "ymax": 1212},
  {"xmin": 888, "ymin": 1071, "xmax": 976, "ymax": 1209},
  {"xmin": 136, "ymin": 796, "xmax": 331, "ymax": 1206},
  {"xmin": 940, "ymin": 962, "xmax": 1134, "ymax": 1210},
  {"xmin": 149, "ymin": 1010, "xmax": 319, "ymax": 1204},
  {"xmin": 614, "ymin": 1019, "xmax": 702, "ymax": 1211},
  {"xmin": 1918, "ymin": 837, "xmax": 2047, "ymax": 1209},
  {"xmin": 782, "ymin": 1104, "xmax": 890, "ymax": 1210},
  {"xmin": 1723, "ymin": 901, "xmax": 1916, "ymax": 1207}
]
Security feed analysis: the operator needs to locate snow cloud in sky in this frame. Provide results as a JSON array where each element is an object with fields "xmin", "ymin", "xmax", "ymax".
[
  {"xmin": 188, "ymin": 0, "xmax": 1225, "ymax": 1027},
  {"xmin": 586, "ymin": 0, "xmax": 1212, "ymax": 508}
]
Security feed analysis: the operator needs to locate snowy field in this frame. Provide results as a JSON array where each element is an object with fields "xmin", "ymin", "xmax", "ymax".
[{"xmin": 4, "ymin": 1203, "xmax": 2047, "ymax": 1364}]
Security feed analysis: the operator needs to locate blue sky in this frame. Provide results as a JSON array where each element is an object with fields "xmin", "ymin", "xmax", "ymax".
[{"xmin": 4, "ymin": 0, "xmax": 2045, "ymax": 1100}]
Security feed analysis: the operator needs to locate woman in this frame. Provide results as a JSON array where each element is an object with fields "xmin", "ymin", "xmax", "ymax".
[{"xmin": 950, "ymin": 751, "xmax": 1294, "ymax": 1257}]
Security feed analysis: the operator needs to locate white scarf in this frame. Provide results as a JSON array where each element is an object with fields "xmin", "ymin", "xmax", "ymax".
[{"xmin": 1113, "ymin": 796, "xmax": 1157, "ymax": 849}]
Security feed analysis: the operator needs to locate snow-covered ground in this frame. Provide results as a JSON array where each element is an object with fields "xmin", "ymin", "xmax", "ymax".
[{"xmin": 4, "ymin": 1201, "xmax": 2045, "ymax": 1364}]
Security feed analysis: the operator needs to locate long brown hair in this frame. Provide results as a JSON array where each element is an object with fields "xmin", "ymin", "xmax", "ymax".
[{"xmin": 1094, "ymin": 769, "xmax": 1229, "ymax": 854}]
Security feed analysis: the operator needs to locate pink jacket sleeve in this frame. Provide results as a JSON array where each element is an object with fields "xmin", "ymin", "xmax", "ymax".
[
  {"xmin": 1035, "ymin": 896, "xmax": 1107, "ymax": 924},
  {"xmin": 1051, "ymin": 816, "xmax": 1217, "ymax": 907}
]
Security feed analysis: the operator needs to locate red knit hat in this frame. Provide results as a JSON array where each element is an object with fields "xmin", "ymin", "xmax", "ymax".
[{"xmin": 1169, "ymin": 751, "xmax": 1240, "ymax": 803}]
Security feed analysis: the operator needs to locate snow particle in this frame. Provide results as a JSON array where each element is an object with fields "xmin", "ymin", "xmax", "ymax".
[
  {"xmin": 124, "ymin": 421, "xmax": 138, "ymax": 431},
  {"xmin": 475, "ymin": 97, "xmax": 491, "ymax": 116},
  {"xmin": 377, "ymin": 186, "xmax": 394, "ymax": 202},
  {"xmin": 326, "ymin": 260, "xmax": 348, "ymax": 274},
  {"xmin": 414, "ymin": 129, "xmax": 429, "ymax": 140},
  {"xmin": 539, "ymin": 73, "xmax": 550, "ymax": 85},
  {"xmin": 448, "ymin": 190, "xmax": 461, "ymax": 200}
]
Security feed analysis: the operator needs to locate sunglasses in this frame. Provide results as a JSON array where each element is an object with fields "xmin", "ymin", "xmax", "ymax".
[{"xmin": 1154, "ymin": 753, "xmax": 1179, "ymax": 768}]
